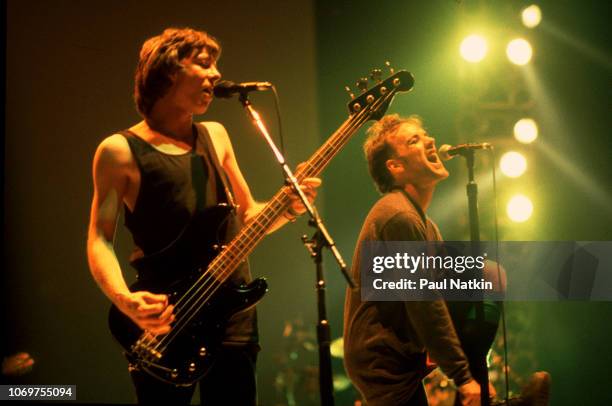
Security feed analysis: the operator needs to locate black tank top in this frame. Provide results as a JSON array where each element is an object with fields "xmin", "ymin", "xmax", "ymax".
[
  {"xmin": 121, "ymin": 126, "xmax": 224, "ymax": 254},
  {"xmin": 120, "ymin": 123, "xmax": 258, "ymax": 344}
]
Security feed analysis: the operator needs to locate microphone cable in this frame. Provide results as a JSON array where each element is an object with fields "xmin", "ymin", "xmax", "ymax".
[{"xmin": 270, "ymin": 85, "xmax": 286, "ymax": 164}]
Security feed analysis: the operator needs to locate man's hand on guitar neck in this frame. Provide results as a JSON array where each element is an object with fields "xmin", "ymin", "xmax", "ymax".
[
  {"xmin": 285, "ymin": 177, "xmax": 321, "ymax": 216},
  {"xmin": 247, "ymin": 162, "xmax": 321, "ymax": 232},
  {"xmin": 282, "ymin": 162, "xmax": 321, "ymax": 220},
  {"xmin": 115, "ymin": 291, "xmax": 175, "ymax": 335}
]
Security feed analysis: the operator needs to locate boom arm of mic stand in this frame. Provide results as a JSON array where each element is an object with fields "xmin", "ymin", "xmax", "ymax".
[{"xmin": 238, "ymin": 94, "xmax": 355, "ymax": 288}]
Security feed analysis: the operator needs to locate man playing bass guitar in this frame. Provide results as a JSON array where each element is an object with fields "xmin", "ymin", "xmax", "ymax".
[{"xmin": 86, "ymin": 27, "xmax": 319, "ymax": 405}]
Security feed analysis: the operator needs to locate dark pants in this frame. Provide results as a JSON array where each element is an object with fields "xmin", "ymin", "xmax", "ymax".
[
  {"xmin": 129, "ymin": 345, "xmax": 258, "ymax": 405},
  {"xmin": 403, "ymin": 384, "xmax": 429, "ymax": 406},
  {"xmin": 362, "ymin": 383, "xmax": 428, "ymax": 406},
  {"xmin": 348, "ymin": 351, "xmax": 430, "ymax": 406}
]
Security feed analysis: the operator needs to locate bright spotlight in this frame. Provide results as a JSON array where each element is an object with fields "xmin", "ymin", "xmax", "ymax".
[
  {"xmin": 460, "ymin": 35, "xmax": 488, "ymax": 63},
  {"xmin": 514, "ymin": 118, "xmax": 538, "ymax": 143},
  {"xmin": 522, "ymin": 5, "xmax": 542, "ymax": 28},
  {"xmin": 507, "ymin": 194, "xmax": 533, "ymax": 222},
  {"xmin": 507, "ymin": 38, "xmax": 533, "ymax": 65},
  {"xmin": 500, "ymin": 151, "xmax": 527, "ymax": 178}
]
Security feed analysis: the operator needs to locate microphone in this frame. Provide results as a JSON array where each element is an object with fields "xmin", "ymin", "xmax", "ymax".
[
  {"xmin": 438, "ymin": 143, "xmax": 492, "ymax": 161},
  {"xmin": 213, "ymin": 80, "xmax": 273, "ymax": 99}
]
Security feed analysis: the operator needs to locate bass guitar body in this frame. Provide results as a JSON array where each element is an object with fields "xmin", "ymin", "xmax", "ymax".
[{"xmin": 107, "ymin": 204, "xmax": 268, "ymax": 386}]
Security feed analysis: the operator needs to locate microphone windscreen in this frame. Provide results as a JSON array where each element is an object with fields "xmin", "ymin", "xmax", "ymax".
[
  {"xmin": 213, "ymin": 81, "xmax": 237, "ymax": 99},
  {"xmin": 438, "ymin": 144, "xmax": 453, "ymax": 161}
]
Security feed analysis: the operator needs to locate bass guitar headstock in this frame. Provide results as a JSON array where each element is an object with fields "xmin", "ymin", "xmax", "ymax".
[{"xmin": 346, "ymin": 64, "xmax": 414, "ymax": 121}]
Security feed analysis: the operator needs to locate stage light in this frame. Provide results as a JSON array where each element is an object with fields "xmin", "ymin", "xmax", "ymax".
[
  {"xmin": 514, "ymin": 118, "xmax": 538, "ymax": 143},
  {"xmin": 460, "ymin": 35, "xmax": 488, "ymax": 63},
  {"xmin": 522, "ymin": 5, "xmax": 542, "ymax": 28},
  {"xmin": 507, "ymin": 194, "xmax": 533, "ymax": 222},
  {"xmin": 500, "ymin": 151, "xmax": 527, "ymax": 178},
  {"xmin": 507, "ymin": 38, "xmax": 533, "ymax": 65}
]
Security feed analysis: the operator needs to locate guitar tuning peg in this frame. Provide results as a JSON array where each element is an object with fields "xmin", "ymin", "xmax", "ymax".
[
  {"xmin": 385, "ymin": 61, "xmax": 395, "ymax": 75},
  {"xmin": 345, "ymin": 85, "xmax": 355, "ymax": 100},
  {"xmin": 356, "ymin": 77, "xmax": 369, "ymax": 93},
  {"xmin": 370, "ymin": 68, "xmax": 382, "ymax": 83}
]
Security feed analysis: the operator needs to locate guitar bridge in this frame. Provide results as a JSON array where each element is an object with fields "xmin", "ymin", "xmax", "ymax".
[{"xmin": 132, "ymin": 334, "xmax": 163, "ymax": 361}]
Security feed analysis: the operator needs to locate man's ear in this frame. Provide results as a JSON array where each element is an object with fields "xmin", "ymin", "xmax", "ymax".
[
  {"xmin": 386, "ymin": 158, "xmax": 403, "ymax": 176},
  {"xmin": 168, "ymin": 61, "xmax": 186, "ymax": 84}
]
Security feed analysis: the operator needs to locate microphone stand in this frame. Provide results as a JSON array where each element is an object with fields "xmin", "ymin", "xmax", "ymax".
[
  {"xmin": 463, "ymin": 149, "xmax": 490, "ymax": 406},
  {"xmin": 301, "ymin": 230, "xmax": 335, "ymax": 406},
  {"xmin": 465, "ymin": 150, "xmax": 480, "ymax": 243},
  {"xmin": 238, "ymin": 92, "xmax": 355, "ymax": 406}
]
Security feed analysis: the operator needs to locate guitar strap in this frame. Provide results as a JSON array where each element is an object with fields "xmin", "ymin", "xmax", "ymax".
[{"xmin": 194, "ymin": 122, "xmax": 237, "ymax": 212}]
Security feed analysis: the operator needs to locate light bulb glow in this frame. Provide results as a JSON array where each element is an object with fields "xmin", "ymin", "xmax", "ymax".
[
  {"xmin": 507, "ymin": 195, "xmax": 533, "ymax": 222},
  {"xmin": 514, "ymin": 118, "xmax": 538, "ymax": 143},
  {"xmin": 507, "ymin": 38, "xmax": 533, "ymax": 65},
  {"xmin": 460, "ymin": 35, "xmax": 488, "ymax": 63},
  {"xmin": 522, "ymin": 5, "xmax": 542, "ymax": 28},
  {"xmin": 500, "ymin": 152, "xmax": 527, "ymax": 178}
]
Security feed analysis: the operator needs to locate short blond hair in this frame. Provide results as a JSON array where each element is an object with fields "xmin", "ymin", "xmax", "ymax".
[{"xmin": 363, "ymin": 114, "xmax": 423, "ymax": 193}]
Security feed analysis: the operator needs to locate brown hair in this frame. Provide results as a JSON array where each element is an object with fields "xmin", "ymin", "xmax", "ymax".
[
  {"xmin": 363, "ymin": 114, "xmax": 423, "ymax": 193},
  {"xmin": 134, "ymin": 27, "xmax": 221, "ymax": 117}
]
